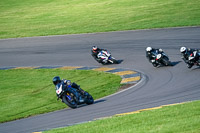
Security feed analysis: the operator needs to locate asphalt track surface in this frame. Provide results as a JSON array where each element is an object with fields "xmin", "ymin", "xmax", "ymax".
[{"xmin": 0, "ymin": 27, "xmax": 200, "ymax": 133}]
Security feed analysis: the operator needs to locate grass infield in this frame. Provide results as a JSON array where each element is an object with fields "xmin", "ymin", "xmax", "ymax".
[
  {"xmin": 0, "ymin": 69, "xmax": 122, "ymax": 123},
  {"xmin": 0, "ymin": 0, "xmax": 200, "ymax": 39},
  {"xmin": 44, "ymin": 100, "xmax": 200, "ymax": 133}
]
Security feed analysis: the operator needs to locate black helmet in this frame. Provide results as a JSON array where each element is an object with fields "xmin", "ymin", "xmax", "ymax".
[{"xmin": 53, "ymin": 76, "xmax": 61, "ymax": 85}]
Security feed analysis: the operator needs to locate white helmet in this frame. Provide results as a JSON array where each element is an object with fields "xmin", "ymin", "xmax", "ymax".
[
  {"xmin": 146, "ymin": 47, "xmax": 152, "ymax": 52},
  {"xmin": 180, "ymin": 47, "xmax": 186, "ymax": 53}
]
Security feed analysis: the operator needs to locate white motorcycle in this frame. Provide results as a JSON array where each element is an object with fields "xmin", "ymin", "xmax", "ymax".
[{"xmin": 97, "ymin": 50, "xmax": 118, "ymax": 64}]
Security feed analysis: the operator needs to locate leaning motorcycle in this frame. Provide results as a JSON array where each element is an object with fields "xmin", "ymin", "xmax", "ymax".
[
  {"xmin": 186, "ymin": 51, "xmax": 200, "ymax": 68},
  {"xmin": 151, "ymin": 50, "xmax": 172, "ymax": 67},
  {"xmin": 97, "ymin": 50, "xmax": 118, "ymax": 64},
  {"xmin": 55, "ymin": 83, "xmax": 94, "ymax": 109}
]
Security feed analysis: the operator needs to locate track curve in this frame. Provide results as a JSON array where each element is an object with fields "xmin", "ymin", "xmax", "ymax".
[{"xmin": 0, "ymin": 27, "xmax": 200, "ymax": 133}]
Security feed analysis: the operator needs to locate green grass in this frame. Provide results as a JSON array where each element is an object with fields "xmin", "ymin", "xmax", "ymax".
[
  {"xmin": 44, "ymin": 100, "xmax": 200, "ymax": 133},
  {"xmin": 0, "ymin": 0, "xmax": 200, "ymax": 39},
  {"xmin": 0, "ymin": 69, "xmax": 121, "ymax": 123}
]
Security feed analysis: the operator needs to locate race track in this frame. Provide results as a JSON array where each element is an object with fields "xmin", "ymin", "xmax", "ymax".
[{"xmin": 0, "ymin": 27, "xmax": 200, "ymax": 133}]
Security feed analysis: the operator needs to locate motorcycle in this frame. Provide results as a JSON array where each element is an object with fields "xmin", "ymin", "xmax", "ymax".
[
  {"xmin": 97, "ymin": 50, "xmax": 118, "ymax": 64},
  {"xmin": 55, "ymin": 83, "xmax": 94, "ymax": 109},
  {"xmin": 187, "ymin": 51, "xmax": 200, "ymax": 68},
  {"xmin": 151, "ymin": 50, "xmax": 172, "ymax": 67}
]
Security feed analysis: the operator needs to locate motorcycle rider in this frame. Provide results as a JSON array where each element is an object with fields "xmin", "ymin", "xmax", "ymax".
[
  {"xmin": 52, "ymin": 76, "xmax": 85, "ymax": 101},
  {"xmin": 91, "ymin": 46, "xmax": 108, "ymax": 64},
  {"xmin": 146, "ymin": 47, "xmax": 164, "ymax": 67},
  {"xmin": 180, "ymin": 46, "xmax": 200, "ymax": 68}
]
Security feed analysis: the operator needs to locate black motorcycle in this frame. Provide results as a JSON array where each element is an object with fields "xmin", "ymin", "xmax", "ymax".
[
  {"xmin": 186, "ymin": 51, "xmax": 200, "ymax": 68},
  {"xmin": 151, "ymin": 50, "xmax": 172, "ymax": 67},
  {"xmin": 55, "ymin": 83, "xmax": 94, "ymax": 109}
]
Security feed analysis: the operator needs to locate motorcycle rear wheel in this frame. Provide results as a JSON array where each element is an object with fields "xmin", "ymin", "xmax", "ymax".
[
  {"xmin": 162, "ymin": 56, "xmax": 171, "ymax": 66},
  {"xmin": 109, "ymin": 57, "xmax": 118, "ymax": 64},
  {"xmin": 85, "ymin": 92, "xmax": 94, "ymax": 105}
]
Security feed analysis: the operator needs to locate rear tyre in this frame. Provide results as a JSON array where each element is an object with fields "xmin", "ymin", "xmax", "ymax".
[
  {"xmin": 85, "ymin": 92, "xmax": 94, "ymax": 105},
  {"xmin": 110, "ymin": 57, "xmax": 118, "ymax": 64},
  {"xmin": 162, "ymin": 56, "xmax": 170, "ymax": 66}
]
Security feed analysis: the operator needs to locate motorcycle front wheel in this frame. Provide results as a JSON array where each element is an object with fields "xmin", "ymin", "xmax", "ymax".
[{"xmin": 62, "ymin": 91, "xmax": 78, "ymax": 109}]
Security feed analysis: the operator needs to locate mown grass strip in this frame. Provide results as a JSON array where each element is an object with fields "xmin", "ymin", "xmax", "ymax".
[
  {"xmin": 44, "ymin": 100, "xmax": 200, "ymax": 133},
  {"xmin": 1, "ymin": 0, "xmax": 200, "ymax": 39},
  {"xmin": 0, "ymin": 69, "xmax": 122, "ymax": 123}
]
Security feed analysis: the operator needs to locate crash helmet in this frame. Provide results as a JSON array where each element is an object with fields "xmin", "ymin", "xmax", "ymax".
[
  {"xmin": 92, "ymin": 46, "xmax": 98, "ymax": 51},
  {"xmin": 52, "ymin": 76, "xmax": 61, "ymax": 85},
  {"xmin": 146, "ymin": 47, "xmax": 152, "ymax": 52},
  {"xmin": 180, "ymin": 47, "xmax": 187, "ymax": 53}
]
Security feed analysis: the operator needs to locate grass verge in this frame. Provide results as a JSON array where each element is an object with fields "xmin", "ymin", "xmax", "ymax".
[
  {"xmin": 44, "ymin": 100, "xmax": 200, "ymax": 133},
  {"xmin": 0, "ymin": 69, "xmax": 122, "ymax": 123},
  {"xmin": 0, "ymin": 0, "xmax": 200, "ymax": 39}
]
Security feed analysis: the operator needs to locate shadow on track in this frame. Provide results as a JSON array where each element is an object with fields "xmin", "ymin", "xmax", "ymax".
[
  {"xmin": 76, "ymin": 99, "xmax": 106, "ymax": 108},
  {"xmin": 171, "ymin": 61, "xmax": 182, "ymax": 66},
  {"xmin": 117, "ymin": 59, "xmax": 124, "ymax": 64},
  {"xmin": 94, "ymin": 99, "xmax": 106, "ymax": 104},
  {"xmin": 102, "ymin": 59, "xmax": 124, "ymax": 65}
]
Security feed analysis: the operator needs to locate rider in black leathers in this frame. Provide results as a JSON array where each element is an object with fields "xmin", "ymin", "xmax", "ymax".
[
  {"xmin": 146, "ymin": 47, "xmax": 164, "ymax": 67},
  {"xmin": 180, "ymin": 46, "xmax": 200, "ymax": 68},
  {"xmin": 91, "ymin": 46, "xmax": 107, "ymax": 63},
  {"xmin": 52, "ymin": 76, "xmax": 85, "ymax": 100}
]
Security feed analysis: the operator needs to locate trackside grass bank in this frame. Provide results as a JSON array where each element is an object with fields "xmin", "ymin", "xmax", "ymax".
[
  {"xmin": 0, "ymin": 69, "xmax": 121, "ymax": 123},
  {"xmin": 45, "ymin": 100, "xmax": 200, "ymax": 133},
  {"xmin": 1, "ymin": 0, "xmax": 200, "ymax": 39}
]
